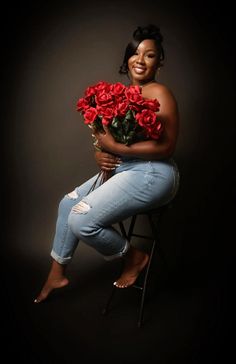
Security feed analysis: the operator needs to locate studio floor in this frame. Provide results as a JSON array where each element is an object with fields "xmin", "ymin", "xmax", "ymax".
[{"xmin": 2, "ymin": 241, "xmax": 232, "ymax": 364}]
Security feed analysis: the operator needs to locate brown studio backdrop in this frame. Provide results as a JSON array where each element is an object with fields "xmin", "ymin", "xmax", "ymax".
[{"xmin": 2, "ymin": 1, "xmax": 235, "ymax": 272}]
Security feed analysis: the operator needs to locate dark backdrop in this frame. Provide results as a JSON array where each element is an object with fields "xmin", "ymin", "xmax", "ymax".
[{"xmin": 1, "ymin": 0, "xmax": 235, "ymax": 363}]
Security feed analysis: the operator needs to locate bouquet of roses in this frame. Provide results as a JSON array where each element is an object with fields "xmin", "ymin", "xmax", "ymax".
[{"xmin": 76, "ymin": 80, "xmax": 163, "ymax": 187}]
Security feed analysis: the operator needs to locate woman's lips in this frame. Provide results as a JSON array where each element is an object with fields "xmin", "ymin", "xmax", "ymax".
[{"xmin": 133, "ymin": 67, "xmax": 146, "ymax": 74}]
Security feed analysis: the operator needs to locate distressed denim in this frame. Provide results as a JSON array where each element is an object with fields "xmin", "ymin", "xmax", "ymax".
[{"xmin": 51, "ymin": 158, "xmax": 179, "ymax": 263}]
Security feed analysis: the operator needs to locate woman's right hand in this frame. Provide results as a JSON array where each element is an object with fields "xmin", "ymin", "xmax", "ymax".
[{"xmin": 94, "ymin": 151, "xmax": 122, "ymax": 171}]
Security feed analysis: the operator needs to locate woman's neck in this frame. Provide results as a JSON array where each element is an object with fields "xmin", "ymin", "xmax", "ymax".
[{"xmin": 132, "ymin": 79, "xmax": 156, "ymax": 88}]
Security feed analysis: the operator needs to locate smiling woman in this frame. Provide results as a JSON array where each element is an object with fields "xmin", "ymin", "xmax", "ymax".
[
  {"xmin": 128, "ymin": 39, "xmax": 159, "ymax": 82},
  {"xmin": 34, "ymin": 24, "xmax": 180, "ymax": 303},
  {"xmin": 119, "ymin": 24, "xmax": 165, "ymax": 77}
]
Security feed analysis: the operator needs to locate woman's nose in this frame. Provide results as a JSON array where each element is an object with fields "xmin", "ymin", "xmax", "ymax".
[{"xmin": 136, "ymin": 54, "xmax": 145, "ymax": 64}]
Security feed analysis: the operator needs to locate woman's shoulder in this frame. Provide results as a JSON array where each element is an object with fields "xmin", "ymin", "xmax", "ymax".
[
  {"xmin": 152, "ymin": 82, "xmax": 174, "ymax": 97},
  {"xmin": 144, "ymin": 82, "xmax": 177, "ymax": 104}
]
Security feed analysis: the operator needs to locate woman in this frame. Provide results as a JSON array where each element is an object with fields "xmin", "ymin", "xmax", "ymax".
[{"xmin": 34, "ymin": 24, "xmax": 179, "ymax": 303}]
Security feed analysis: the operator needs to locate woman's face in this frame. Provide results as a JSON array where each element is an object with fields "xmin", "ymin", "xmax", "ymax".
[{"xmin": 128, "ymin": 39, "xmax": 159, "ymax": 85}]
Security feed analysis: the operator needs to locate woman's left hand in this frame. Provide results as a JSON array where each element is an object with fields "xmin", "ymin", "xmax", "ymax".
[{"xmin": 94, "ymin": 126, "xmax": 117, "ymax": 153}]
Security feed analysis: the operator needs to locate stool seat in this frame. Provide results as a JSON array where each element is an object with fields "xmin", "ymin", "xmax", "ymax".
[{"xmin": 102, "ymin": 202, "xmax": 172, "ymax": 327}]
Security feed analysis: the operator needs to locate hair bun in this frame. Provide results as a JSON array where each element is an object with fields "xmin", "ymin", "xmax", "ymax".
[{"xmin": 133, "ymin": 24, "xmax": 163, "ymax": 43}]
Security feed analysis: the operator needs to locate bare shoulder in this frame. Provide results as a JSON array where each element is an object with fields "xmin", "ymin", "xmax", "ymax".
[
  {"xmin": 142, "ymin": 82, "xmax": 178, "ymax": 115},
  {"xmin": 143, "ymin": 82, "xmax": 177, "ymax": 104},
  {"xmin": 152, "ymin": 83, "xmax": 177, "ymax": 103}
]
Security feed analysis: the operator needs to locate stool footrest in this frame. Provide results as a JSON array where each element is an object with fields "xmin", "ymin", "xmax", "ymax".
[
  {"xmin": 131, "ymin": 233, "xmax": 154, "ymax": 240},
  {"xmin": 132, "ymin": 284, "xmax": 143, "ymax": 290}
]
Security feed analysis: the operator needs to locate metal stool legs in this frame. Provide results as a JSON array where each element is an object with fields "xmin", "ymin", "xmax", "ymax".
[{"xmin": 102, "ymin": 207, "xmax": 167, "ymax": 328}]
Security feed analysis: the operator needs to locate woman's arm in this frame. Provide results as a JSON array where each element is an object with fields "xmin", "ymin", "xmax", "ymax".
[{"xmin": 94, "ymin": 85, "xmax": 179, "ymax": 160}]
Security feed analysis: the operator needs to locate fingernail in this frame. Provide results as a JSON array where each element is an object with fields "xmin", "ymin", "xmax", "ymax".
[
  {"xmin": 115, "ymin": 164, "xmax": 121, "ymax": 167},
  {"xmin": 113, "ymin": 281, "xmax": 117, "ymax": 286}
]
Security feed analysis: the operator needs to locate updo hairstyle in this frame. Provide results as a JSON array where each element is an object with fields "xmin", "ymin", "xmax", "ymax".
[{"xmin": 119, "ymin": 24, "xmax": 165, "ymax": 75}]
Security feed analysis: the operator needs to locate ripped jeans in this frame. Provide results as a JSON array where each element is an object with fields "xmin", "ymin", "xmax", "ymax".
[{"xmin": 51, "ymin": 158, "xmax": 179, "ymax": 263}]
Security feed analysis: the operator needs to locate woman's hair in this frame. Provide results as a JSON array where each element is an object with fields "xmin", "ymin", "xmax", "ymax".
[{"xmin": 119, "ymin": 24, "xmax": 165, "ymax": 75}]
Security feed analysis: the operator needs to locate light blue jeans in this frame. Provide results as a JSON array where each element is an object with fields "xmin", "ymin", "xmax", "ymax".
[{"xmin": 51, "ymin": 158, "xmax": 179, "ymax": 264}]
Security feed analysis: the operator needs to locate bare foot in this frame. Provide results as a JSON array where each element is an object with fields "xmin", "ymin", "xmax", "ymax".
[
  {"xmin": 34, "ymin": 260, "xmax": 69, "ymax": 303},
  {"xmin": 113, "ymin": 246, "xmax": 149, "ymax": 288},
  {"xmin": 34, "ymin": 277, "xmax": 69, "ymax": 303}
]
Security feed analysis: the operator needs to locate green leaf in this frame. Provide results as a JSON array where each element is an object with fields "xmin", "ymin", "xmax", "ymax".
[
  {"xmin": 125, "ymin": 109, "xmax": 135, "ymax": 120},
  {"xmin": 111, "ymin": 117, "xmax": 120, "ymax": 129}
]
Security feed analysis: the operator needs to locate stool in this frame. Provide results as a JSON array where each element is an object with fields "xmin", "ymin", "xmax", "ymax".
[{"xmin": 102, "ymin": 203, "xmax": 171, "ymax": 328}]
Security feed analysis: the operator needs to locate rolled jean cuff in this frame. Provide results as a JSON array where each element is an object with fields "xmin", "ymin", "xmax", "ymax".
[
  {"xmin": 103, "ymin": 240, "xmax": 130, "ymax": 261},
  {"xmin": 51, "ymin": 250, "xmax": 72, "ymax": 265}
]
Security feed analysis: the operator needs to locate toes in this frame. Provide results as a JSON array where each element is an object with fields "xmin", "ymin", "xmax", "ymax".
[
  {"xmin": 33, "ymin": 290, "xmax": 49, "ymax": 304},
  {"xmin": 33, "ymin": 295, "xmax": 45, "ymax": 304},
  {"xmin": 113, "ymin": 280, "xmax": 129, "ymax": 288}
]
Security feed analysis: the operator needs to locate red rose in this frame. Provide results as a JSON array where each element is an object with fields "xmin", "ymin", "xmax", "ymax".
[
  {"xmin": 142, "ymin": 99, "xmax": 160, "ymax": 112},
  {"xmin": 76, "ymin": 97, "xmax": 90, "ymax": 112},
  {"xmin": 97, "ymin": 106, "xmax": 114, "ymax": 124},
  {"xmin": 114, "ymin": 100, "xmax": 130, "ymax": 117},
  {"xmin": 95, "ymin": 90, "xmax": 114, "ymax": 108},
  {"xmin": 135, "ymin": 109, "xmax": 158, "ymax": 129},
  {"xmin": 112, "ymin": 82, "xmax": 126, "ymax": 97},
  {"xmin": 85, "ymin": 86, "xmax": 97, "ymax": 98},
  {"xmin": 83, "ymin": 107, "xmax": 98, "ymax": 124},
  {"xmin": 125, "ymin": 85, "xmax": 144, "ymax": 105},
  {"xmin": 148, "ymin": 121, "xmax": 163, "ymax": 139},
  {"xmin": 94, "ymin": 81, "xmax": 111, "ymax": 93}
]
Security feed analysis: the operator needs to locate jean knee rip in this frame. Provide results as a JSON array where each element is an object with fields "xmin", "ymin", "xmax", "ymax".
[
  {"xmin": 67, "ymin": 189, "xmax": 79, "ymax": 200},
  {"xmin": 103, "ymin": 240, "xmax": 130, "ymax": 261},
  {"xmin": 71, "ymin": 200, "xmax": 91, "ymax": 214}
]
